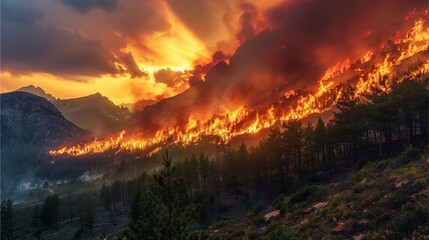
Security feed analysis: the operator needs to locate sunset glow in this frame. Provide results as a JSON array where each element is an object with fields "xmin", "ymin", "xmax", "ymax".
[{"xmin": 49, "ymin": 16, "xmax": 429, "ymax": 156}]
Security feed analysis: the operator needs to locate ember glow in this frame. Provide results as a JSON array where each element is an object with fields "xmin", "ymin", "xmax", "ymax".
[{"xmin": 49, "ymin": 16, "xmax": 429, "ymax": 157}]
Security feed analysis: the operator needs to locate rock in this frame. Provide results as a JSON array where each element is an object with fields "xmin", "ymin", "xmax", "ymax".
[
  {"xmin": 264, "ymin": 210, "xmax": 280, "ymax": 221},
  {"xmin": 353, "ymin": 234, "xmax": 365, "ymax": 240},
  {"xmin": 313, "ymin": 202, "xmax": 328, "ymax": 210},
  {"xmin": 357, "ymin": 219, "xmax": 368, "ymax": 225},
  {"xmin": 331, "ymin": 222, "xmax": 346, "ymax": 232},
  {"xmin": 1, "ymin": 91, "xmax": 87, "ymax": 152},
  {"xmin": 395, "ymin": 180, "xmax": 409, "ymax": 188},
  {"xmin": 299, "ymin": 218, "xmax": 309, "ymax": 226}
]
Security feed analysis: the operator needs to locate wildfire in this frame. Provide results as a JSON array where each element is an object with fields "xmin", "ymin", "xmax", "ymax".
[{"xmin": 49, "ymin": 17, "xmax": 429, "ymax": 157}]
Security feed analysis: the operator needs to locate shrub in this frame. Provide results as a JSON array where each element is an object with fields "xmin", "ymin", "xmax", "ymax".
[
  {"xmin": 247, "ymin": 230, "xmax": 260, "ymax": 240},
  {"xmin": 362, "ymin": 191, "xmax": 382, "ymax": 207},
  {"xmin": 379, "ymin": 192, "xmax": 408, "ymax": 209},
  {"xmin": 353, "ymin": 182, "xmax": 367, "ymax": 193},
  {"xmin": 390, "ymin": 206, "xmax": 428, "ymax": 236},
  {"xmin": 272, "ymin": 194, "xmax": 285, "ymax": 209},
  {"xmin": 289, "ymin": 186, "xmax": 319, "ymax": 204},
  {"xmin": 210, "ymin": 219, "xmax": 229, "ymax": 230},
  {"xmin": 397, "ymin": 146, "xmax": 420, "ymax": 165},
  {"xmin": 228, "ymin": 228, "xmax": 245, "ymax": 238},
  {"xmin": 251, "ymin": 215, "xmax": 266, "ymax": 226},
  {"xmin": 263, "ymin": 225, "xmax": 298, "ymax": 240},
  {"xmin": 351, "ymin": 168, "xmax": 367, "ymax": 182},
  {"xmin": 252, "ymin": 200, "xmax": 266, "ymax": 215},
  {"xmin": 188, "ymin": 230, "xmax": 210, "ymax": 240}
]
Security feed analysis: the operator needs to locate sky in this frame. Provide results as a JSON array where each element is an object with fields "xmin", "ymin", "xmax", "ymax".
[{"xmin": 1, "ymin": 0, "xmax": 280, "ymax": 104}]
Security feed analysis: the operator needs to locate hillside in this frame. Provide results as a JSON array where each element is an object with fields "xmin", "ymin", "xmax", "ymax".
[
  {"xmin": 17, "ymin": 86, "xmax": 132, "ymax": 135},
  {"xmin": 1, "ymin": 91, "xmax": 86, "ymax": 151},
  {"xmin": 17, "ymin": 85, "xmax": 57, "ymax": 101},
  {"xmin": 207, "ymin": 148, "xmax": 428, "ymax": 239},
  {"xmin": 1, "ymin": 91, "xmax": 87, "ymax": 192},
  {"xmin": 53, "ymin": 93, "xmax": 131, "ymax": 135}
]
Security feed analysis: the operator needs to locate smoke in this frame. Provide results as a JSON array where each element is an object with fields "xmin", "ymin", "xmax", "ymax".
[
  {"xmin": 236, "ymin": 2, "xmax": 258, "ymax": 44},
  {"xmin": 78, "ymin": 171, "xmax": 103, "ymax": 182},
  {"xmin": 14, "ymin": 171, "xmax": 102, "ymax": 192},
  {"xmin": 16, "ymin": 178, "xmax": 70, "ymax": 192},
  {"xmin": 130, "ymin": 0, "xmax": 426, "ymax": 133}
]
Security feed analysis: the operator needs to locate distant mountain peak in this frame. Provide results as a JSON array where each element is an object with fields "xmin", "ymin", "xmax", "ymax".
[
  {"xmin": 1, "ymin": 91, "xmax": 86, "ymax": 151},
  {"xmin": 15, "ymin": 86, "xmax": 131, "ymax": 135},
  {"xmin": 17, "ymin": 85, "xmax": 57, "ymax": 101}
]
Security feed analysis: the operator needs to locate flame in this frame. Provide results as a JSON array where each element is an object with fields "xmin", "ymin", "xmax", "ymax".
[
  {"xmin": 49, "ymin": 17, "xmax": 429, "ymax": 157},
  {"xmin": 396, "ymin": 18, "xmax": 429, "ymax": 64},
  {"xmin": 321, "ymin": 58, "xmax": 351, "ymax": 81}
]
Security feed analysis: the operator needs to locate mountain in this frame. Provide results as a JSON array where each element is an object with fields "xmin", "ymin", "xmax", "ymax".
[
  {"xmin": 17, "ymin": 85, "xmax": 57, "ymax": 101},
  {"xmin": 121, "ymin": 98, "xmax": 157, "ymax": 112},
  {"xmin": 1, "ymin": 91, "xmax": 88, "ymax": 192},
  {"xmin": 18, "ymin": 86, "xmax": 132, "ymax": 135},
  {"xmin": 1, "ymin": 91, "xmax": 87, "ymax": 152},
  {"xmin": 52, "ymin": 93, "xmax": 131, "ymax": 135}
]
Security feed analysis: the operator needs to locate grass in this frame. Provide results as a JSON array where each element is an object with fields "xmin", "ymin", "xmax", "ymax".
[
  {"xmin": 209, "ymin": 148, "xmax": 429, "ymax": 240},
  {"xmin": 210, "ymin": 219, "xmax": 230, "ymax": 230}
]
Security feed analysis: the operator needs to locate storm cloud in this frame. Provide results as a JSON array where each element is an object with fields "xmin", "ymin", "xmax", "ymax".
[
  {"xmin": 2, "ymin": 22, "xmax": 119, "ymax": 78},
  {"xmin": 60, "ymin": 0, "xmax": 120, "ymax": 13}
]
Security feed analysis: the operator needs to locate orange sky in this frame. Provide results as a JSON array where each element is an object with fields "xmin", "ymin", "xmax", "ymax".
[{"xmin": 1, "ymin": 0, "xmax": 281, "ymax": 104}]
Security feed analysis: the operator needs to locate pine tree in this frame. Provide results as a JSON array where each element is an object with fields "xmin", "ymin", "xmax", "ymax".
[
  {"xmin": 1, "ymin": 199, "xmax": 13, "ymax": 240},
  {"xmin": 40, "ymin": 195, "xmax": 60, "ymax": 227},
  {"xmin": 127, "ymin": 150, "xmax": 194, "ymax": 240},
  {"xmin": 315, "ymin": 117, "xmax": 327, "ymax": 171},
  {"xmin": 32, "ymin": 204, "xmax": 41, "ymax": 239}
]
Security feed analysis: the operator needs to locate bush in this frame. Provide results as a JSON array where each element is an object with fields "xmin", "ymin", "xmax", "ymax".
[
  {"xmin": 252, "ymin": 200, "xmax": 266, "ymax": 215},
  {"xmin": 188, "ymin": 230, "xmax": 210, "ymax": 240},
  {"xmin": 379, "ymin": 192, "xmax": 408, "ymax": 209},
  {"xmin": 247, "ymin": 230, "xmax": 260, "ymax": 240},
  {"xmin": 263, "ymin": 225, "xmax": 298, "ymax": 240},
  {"xmin": 228, "ymin": 228, "xmax": 245, "ymax": 238},
  {"xmin": 362, "ymin": 191, "xmax": 382, "ymax": 207},
  {"xmin": 210, "ymin": 219, "xmax": 229, "ymax": 230},
  {"xmin": 272, "ymin": 194, "xmax": 285, "ymax": 209},
  {"xmin": 351, "ymin": 168, "xmax": 367, "ymax": 182},
  {"xmin": 289, "ymin": 186, "xmax": 319, "ymax": 204},
  {"xmin": 353, "ymin": 182, "xmax": 367, "ymax": 193},
  {"xmin": 390, "ymin": 206, "xmax": 428, "ymax": 236},
  {"xmin": 397, "ymin": 146, "xmax": 420, "ymax": 165},
  {"xmin": 251, "ymin": 215, "xmax": 265, "ymax": 226}
]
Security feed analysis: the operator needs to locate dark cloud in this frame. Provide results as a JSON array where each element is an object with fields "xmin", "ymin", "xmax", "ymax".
[
  {"xmin": 60, "ymin": 0, "xmax": 119, "ymax": 13},
  {"xmin": 120, "ymin": 53, "xmax": 148, "ymax": 79},
  {"xmin": 212, "ymin": 50, "xmax": 229, "ymax": 63},
  {"xmin": 1, "ymin": 0, "xmax": 43, "ymax": 24},
  {"xmin": 153, "ymin": 68, "xmax": 185, "ymax": 87},
  {"xmin": 2, "ymin": 22, "xmax": 119, "ymax": 78},
  {"xmin": 109, "ymin": 0, "xmax": 170, "ymax": 38}
]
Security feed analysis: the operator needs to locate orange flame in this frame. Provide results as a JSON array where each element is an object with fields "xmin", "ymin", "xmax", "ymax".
[{"xmin": 49, "ymin": 17, "xmax": 429, "ymax": 157}]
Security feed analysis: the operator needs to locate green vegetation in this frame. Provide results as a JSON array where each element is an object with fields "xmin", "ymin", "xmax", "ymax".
[
  {"xmin": 263, "ymin": 225, "xmax": 298, "ymax": 240},
  {"xmin": 1, "ymin": 199, "xmax": 14, "ymax": 240},
  {"xmin": 4, "ymin": 74, "xmax": 429, "ymax": 239},
  {"xmin": 40, "ymin": 195, "xmax": 60, "ymax": 227},
  {"xmin": 251, "ymin": 200, "xmax": 265, "ymax": 215},
  {"xmin": 126, "ymin": 150, "xmax": 195, "ymax": 240},
  {"xmin": 210, "ymin": 219, "xmax": 230, "ymax": 230},
  {"xmin": 209, "ymin": 149, "xmax": 428, "ymax": 239}
]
